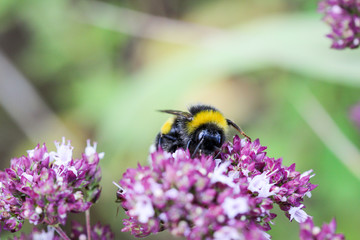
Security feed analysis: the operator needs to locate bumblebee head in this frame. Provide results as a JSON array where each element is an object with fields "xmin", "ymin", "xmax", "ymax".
[{"xmin": 191, "ymin": 124, "xmax": 225, "ymax": 156}]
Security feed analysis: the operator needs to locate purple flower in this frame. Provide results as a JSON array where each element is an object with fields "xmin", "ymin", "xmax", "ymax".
[
  {"xmin": 350, "ymin": 101, "xmax": 360, "ymax": 129},
  {"xmin": 0, "ymin": 138, "xmax": 104, "ymax": 232},
  {"xmin": 318, "ymin": 0, "xmax": 360, "ymax": 49},
  {"xmin": 0, "ymin": 172, "xmax": 23, "ymax": 232},
  {"xmin": 299, "ymin": 218, "xmax": 344, "ymax": 240},
  {"xmin": 116, "ymin": 136, "xmax": 317, "ymax": 239}
]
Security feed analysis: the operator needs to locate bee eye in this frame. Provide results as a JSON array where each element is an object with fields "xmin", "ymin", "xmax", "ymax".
[{"xmin": 213, "ymin": 132, "xmax": 221, "ymax": 145}]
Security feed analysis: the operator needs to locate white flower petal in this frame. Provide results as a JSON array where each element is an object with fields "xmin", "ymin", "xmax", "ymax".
[
  {"xmin": 85, "ymin": 139, "xmax": 104, "ymax": 159},
  {"xmin": 130, "ymin": 196, "xmax": 155, "ymax": 223},
  {"xmin": 33, "ymin": 226, "xmax": 55, "ymax": 240},
  {"xmin": 300, "ymin": 169, "xmax": 315, "ymax": 179},
  {"xmin": 211, "ymin": 160, "xmax": 236, "ymax": 188},
  {"xmin": 289, "ymin": 205, "xmax": 309, "ymax": 223},
  {"xmin": 165, "ymin": 188, "xmax": 179, "ymax": 199},
  {"xmin": 214, "ymin": 226, "xmax": 243, "ymax": 240},
  {"xmin": 21, "ymin": 173, "xmax": 33, "ymax": 182},
  {"xmin": 27, "ymin": 149, "xmax": 35, "ymax": 158},
  {"xmin": 222, "ymin": 197, "xmax": 249, "ymax": 219},
  {"xmin": 67, "ymin": 166, "xmax": 78, "ymax": 177},
  {"xmin": 248, "ymin": 171, "xmax": 277, "ymax": 198},
  {"xmin": 262, "ymin": 231, "xmax": 271, "ymax": 240},
  {"xmin": 52, "ymin": 137, "xmax": 73, "ymax": 165}
]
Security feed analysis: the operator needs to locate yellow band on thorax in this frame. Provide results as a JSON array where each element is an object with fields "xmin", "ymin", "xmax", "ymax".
[
  {"xmin": 187, "ymin": 110, "xmax": 228, "ymax": 134},
  {"xmin": 161, "ymin": 117, "xmax": 175, "ymax": 134}
]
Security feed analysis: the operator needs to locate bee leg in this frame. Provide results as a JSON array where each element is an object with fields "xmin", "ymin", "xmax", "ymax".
[
  {"xmin": 162, "ymin": 135, "xmax": 177, "ymax": 141},
  {"xmin": 191, "ymin": 137, "xmax": 204, "ymax": 158},
  {"xmin": 213, "ymin": 146, "xmax": 222, "ymax": 159},
  {"xmin": 156, "ymin": 134, "xmax": 162, "ymax": 150},
  {"xmin": 239, "ymin": 131, "xmax": 251, "ymax": 141},
  {"xmin": 158, "ymin": 134, "xmax": 181, "ymax": 152},
  {"xmin": 186, "ymin": 139, "xmax": 192, "ymax": 151},
  {"xmin": 227, "ymin": 119, "xmax": 252, "ymax": 141}
]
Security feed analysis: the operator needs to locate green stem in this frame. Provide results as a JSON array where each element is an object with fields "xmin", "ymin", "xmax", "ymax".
[
  {"xmin": 53, "ymin": 225, "xmax": 71, "ymax": 240},
  {"xmin": 86, "ymin": 209, "xmax": 92, "ymax": 240}
]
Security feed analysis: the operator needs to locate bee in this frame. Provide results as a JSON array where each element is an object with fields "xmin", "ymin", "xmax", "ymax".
[{"xmin": 155, "ymin": 104, "xmax": 251, "ymax": 157}]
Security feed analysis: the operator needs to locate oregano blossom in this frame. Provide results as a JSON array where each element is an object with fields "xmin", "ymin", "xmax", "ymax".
[
  {"xmin": 318, "ymin": 0, "xmax": 360, "ymax": 49},
  {"xmin": 0, "ymin": 138, "xmax": 103, "ymax": 232},
  {"xmin": 116, "ymin": 136, "xmax": 318, "ymax": 239},
  {"xmin": 299, "ymin": 218, "xmax": 344, "ymax": 240}
]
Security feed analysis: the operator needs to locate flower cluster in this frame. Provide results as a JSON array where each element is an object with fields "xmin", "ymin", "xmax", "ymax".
[
  {"xmin": 9, "ymin": 221, "xmax": 114, "ymax": 240},
  {"xmin": 350, "ymin": 101, "xmax": 360, "ymax": 129},
  {"xmin": 0, "ymin": 138, "xmax": 103, "ymax": 232},
  {"xmin": 116, "ymin": 136, "xmax": 317, "ymax": 239},
  {"xmin": 299, "ymin": 218, "xmax": 344, "ymax": 240},
  {"xmin": 318, "ymin": 0, "xmax": 360, "ymax": 49}
]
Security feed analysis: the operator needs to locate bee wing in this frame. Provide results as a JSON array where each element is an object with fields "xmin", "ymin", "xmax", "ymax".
[
  {"xmin": 158, "ymin": 110, "xmax": 192, "ymax": 119},
  {"xmin": 226, "ymin": 119, "xmax": 252, "ymax": 141}
]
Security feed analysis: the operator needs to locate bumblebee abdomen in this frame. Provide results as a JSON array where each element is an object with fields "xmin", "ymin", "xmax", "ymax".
[
  {"xmin": 160, "ymin": 117, "xmax": 175, "ymax": 134},
  {"xmin": 156, "ymin": 116, "xmax": 185, "ymax": 153}
]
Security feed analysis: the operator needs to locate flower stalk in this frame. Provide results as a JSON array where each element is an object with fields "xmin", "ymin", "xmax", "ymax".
[
  {"xmin": 53, "ymin": 225, "xmax": 71, "ymax": 240},
  {"xmin": 86, "ymin": 209, "xmax": 92, "ymax": 240}
]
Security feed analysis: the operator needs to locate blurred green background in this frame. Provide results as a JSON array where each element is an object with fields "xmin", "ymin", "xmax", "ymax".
[{"xmin": 0, "ymin": 0, "xmax": 359, "ymax": 239}]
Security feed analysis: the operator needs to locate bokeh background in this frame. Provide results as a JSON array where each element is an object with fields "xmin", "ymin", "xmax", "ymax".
[{"xmin": 1, "ymin": 0, "xmax": 359, "ymax": 239}]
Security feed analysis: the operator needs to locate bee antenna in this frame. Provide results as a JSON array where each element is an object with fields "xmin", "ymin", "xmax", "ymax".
[{"xmin": 226, "ymin": 119, "xmax": 251, "ymax": 141}]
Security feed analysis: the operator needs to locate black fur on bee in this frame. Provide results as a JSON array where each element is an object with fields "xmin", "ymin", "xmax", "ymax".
[{"xmin": 155, "ymin": 104, "xmax": 251, "ymax": 157}]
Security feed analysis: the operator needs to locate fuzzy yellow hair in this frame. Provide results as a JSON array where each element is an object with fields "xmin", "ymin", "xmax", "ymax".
[
  {"xmin": 187, "ymin": 110, "xmax": 228, "ymax": 134},
  {"xmin": 160, "ymin": 117, "xmax": 175, "ymax": 134}
]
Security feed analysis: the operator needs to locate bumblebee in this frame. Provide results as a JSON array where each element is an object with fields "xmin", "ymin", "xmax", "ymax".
[{"xmin": 155, "ymin": 104, "xmax": 251, "ymax": 157}]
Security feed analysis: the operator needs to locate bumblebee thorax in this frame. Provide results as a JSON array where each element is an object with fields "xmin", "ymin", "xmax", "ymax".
[{"xmin": 186, "ymin": 110, "xmax": 228, "ymax": 134}]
